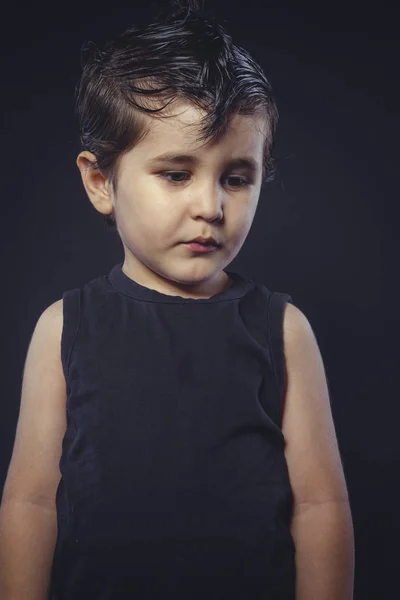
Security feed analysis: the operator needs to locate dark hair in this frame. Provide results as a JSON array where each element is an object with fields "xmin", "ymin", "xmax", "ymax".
[{"xmin": 74, "ymin": 0, "xmax": 279, "ymax": 232}]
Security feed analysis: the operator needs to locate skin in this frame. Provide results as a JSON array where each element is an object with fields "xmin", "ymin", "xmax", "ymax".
[{"xmin": 76, "ymin": 98, "xmax": 267, "ymax": 299}]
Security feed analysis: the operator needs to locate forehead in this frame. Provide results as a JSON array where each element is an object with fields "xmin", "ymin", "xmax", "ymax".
[{"xmin": 129, "ymin": 98, "xmax": 267, "ymax": 160}]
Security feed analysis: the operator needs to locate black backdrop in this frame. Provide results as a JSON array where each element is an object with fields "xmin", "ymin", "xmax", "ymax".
[{"xmin": 1, "ymin": 1, "xmax": 398, "ymax": 598}]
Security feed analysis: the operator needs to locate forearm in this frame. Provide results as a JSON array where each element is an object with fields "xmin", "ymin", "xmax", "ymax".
[
  {"xmin": 291, "ymin": 499, "xmax": 355, "ymax": 600},
  {"xmin": 0, "ymin": 498, "xmax": 57, "ymax": 600}
]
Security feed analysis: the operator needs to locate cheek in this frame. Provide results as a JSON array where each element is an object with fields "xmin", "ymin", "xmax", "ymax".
[
  {"xmin": 226, "ymin": 205, "xmax": 258, "ymax": 245},
  {"xmin": 229, "ymin": 195, "xmax": 257, "ymax": 227}
]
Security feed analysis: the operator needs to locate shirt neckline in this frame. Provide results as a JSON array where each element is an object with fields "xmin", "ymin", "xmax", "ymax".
[{"xmin": 108, "ymin": 262, "xmax": 252, "ymax": 303}]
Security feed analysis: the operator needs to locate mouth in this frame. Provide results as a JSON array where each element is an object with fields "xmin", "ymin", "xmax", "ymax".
[
  {"xmin": 187, "ymin": 241, "xmax": 220, "ymax": 247},
  {"xmin": 183, "ymin": 241, "xmax": 221, "ymax": 253},
  {"xmin": 185, "ymin": 236, "xmax": 220, "ymax": 246}
]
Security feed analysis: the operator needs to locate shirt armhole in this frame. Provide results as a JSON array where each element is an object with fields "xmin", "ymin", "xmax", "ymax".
[
  {"xmin": 61, "ymin": 288, "xmax": 81, "ymax": 386},
  {"xmin": 267, "ymin": 292, "xmax": 293, "ymax": 430}
]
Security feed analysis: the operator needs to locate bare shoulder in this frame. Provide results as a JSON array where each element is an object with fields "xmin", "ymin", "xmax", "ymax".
[
  {"xmin": 283, "ymin": 301, "xmax": 310, "ymax": 334},
  {"xmin": 42, "ymin": 298, "xmax": 63, "ymax": 322},
  {"xmin": 282, "ymin": 302, "xmax": 320, "ymax": 373},
  {"xmin": 32, "ymin": 298, "xmax": 64, "ymax": 359},
  {"xmin": 28, "ymin": 297, "xmax": 64, "ymax": 371}
]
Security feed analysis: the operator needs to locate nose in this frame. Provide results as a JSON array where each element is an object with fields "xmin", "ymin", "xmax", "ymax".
[{"xmin": 189, "ymin": 182, "xmax": 224, "ymax": 222}]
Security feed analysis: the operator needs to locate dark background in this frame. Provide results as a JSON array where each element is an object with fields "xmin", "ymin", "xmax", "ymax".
[{"xmin": 1, "ymin": 1, "xmax": 398, "ymax": 598}]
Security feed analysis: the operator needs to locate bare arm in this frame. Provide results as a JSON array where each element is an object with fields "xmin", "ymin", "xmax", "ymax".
[
  {"xmin": 281, "ymin": 303, "xmax": 355, "ymax": 598},
  {"xmin": 291, "ymin": 499, "xmax": 355, "ymax": 600},
  {"xmin": 0, "ymin": 299, "xmax": 66, "ymax": 599},
  {"xmin": 0, "ymin": 499, "xmax": 58, "ymax": 600}
]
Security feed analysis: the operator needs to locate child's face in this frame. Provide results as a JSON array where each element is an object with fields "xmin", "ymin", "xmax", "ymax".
[{"xmin": 80, "ymin": 99, "xmax": 267, "ymax": 298}]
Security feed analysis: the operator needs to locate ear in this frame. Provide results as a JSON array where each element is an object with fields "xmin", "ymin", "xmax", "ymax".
[{"xmin": 76, "ymin": 151, "xmax": 114, "ymax": 217}]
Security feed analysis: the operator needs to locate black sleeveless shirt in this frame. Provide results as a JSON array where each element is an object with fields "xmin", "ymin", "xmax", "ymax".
[{"xmin": 49, "ymin": 263, "xmax": 296, "ymax": 599}]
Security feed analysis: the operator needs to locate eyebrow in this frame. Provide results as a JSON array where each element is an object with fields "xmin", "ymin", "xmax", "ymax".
[{"xmin": 145, "ymin": 152, "xmax": 260, "ymax": 173}]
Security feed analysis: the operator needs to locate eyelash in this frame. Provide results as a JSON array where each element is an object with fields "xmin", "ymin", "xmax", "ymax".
[{"xmin": 158, "ymin": 171, "xmax": 251, "ymax": 188}]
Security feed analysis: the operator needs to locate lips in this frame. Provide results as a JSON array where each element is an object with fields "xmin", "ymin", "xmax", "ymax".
[
  {"xmin": 190, "ymin": 241, "xmax": 215, "ymax": 246},
  {"xmin": 187, "ymin": 236, "xmax": 219, "ymax": 246},
  {"xmin": 184, "ymin": 241, "xmax": 219, "ymax": 253},
  {"xmin": 188, "ymin": 241, "xmax": 219, "ymax": 247}
]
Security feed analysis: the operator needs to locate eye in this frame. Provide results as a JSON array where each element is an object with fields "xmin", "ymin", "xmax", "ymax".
[
  {"xmin": 158, "ymin": 172, "xmax": 250, "ymax": 188},
  {"xmin": 160, "ymin": 172, "xmax": 189, "ymax": 184},
  {"xmin": 226, "ymin": 176, "xmax": 249, "ymax": 188}
]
